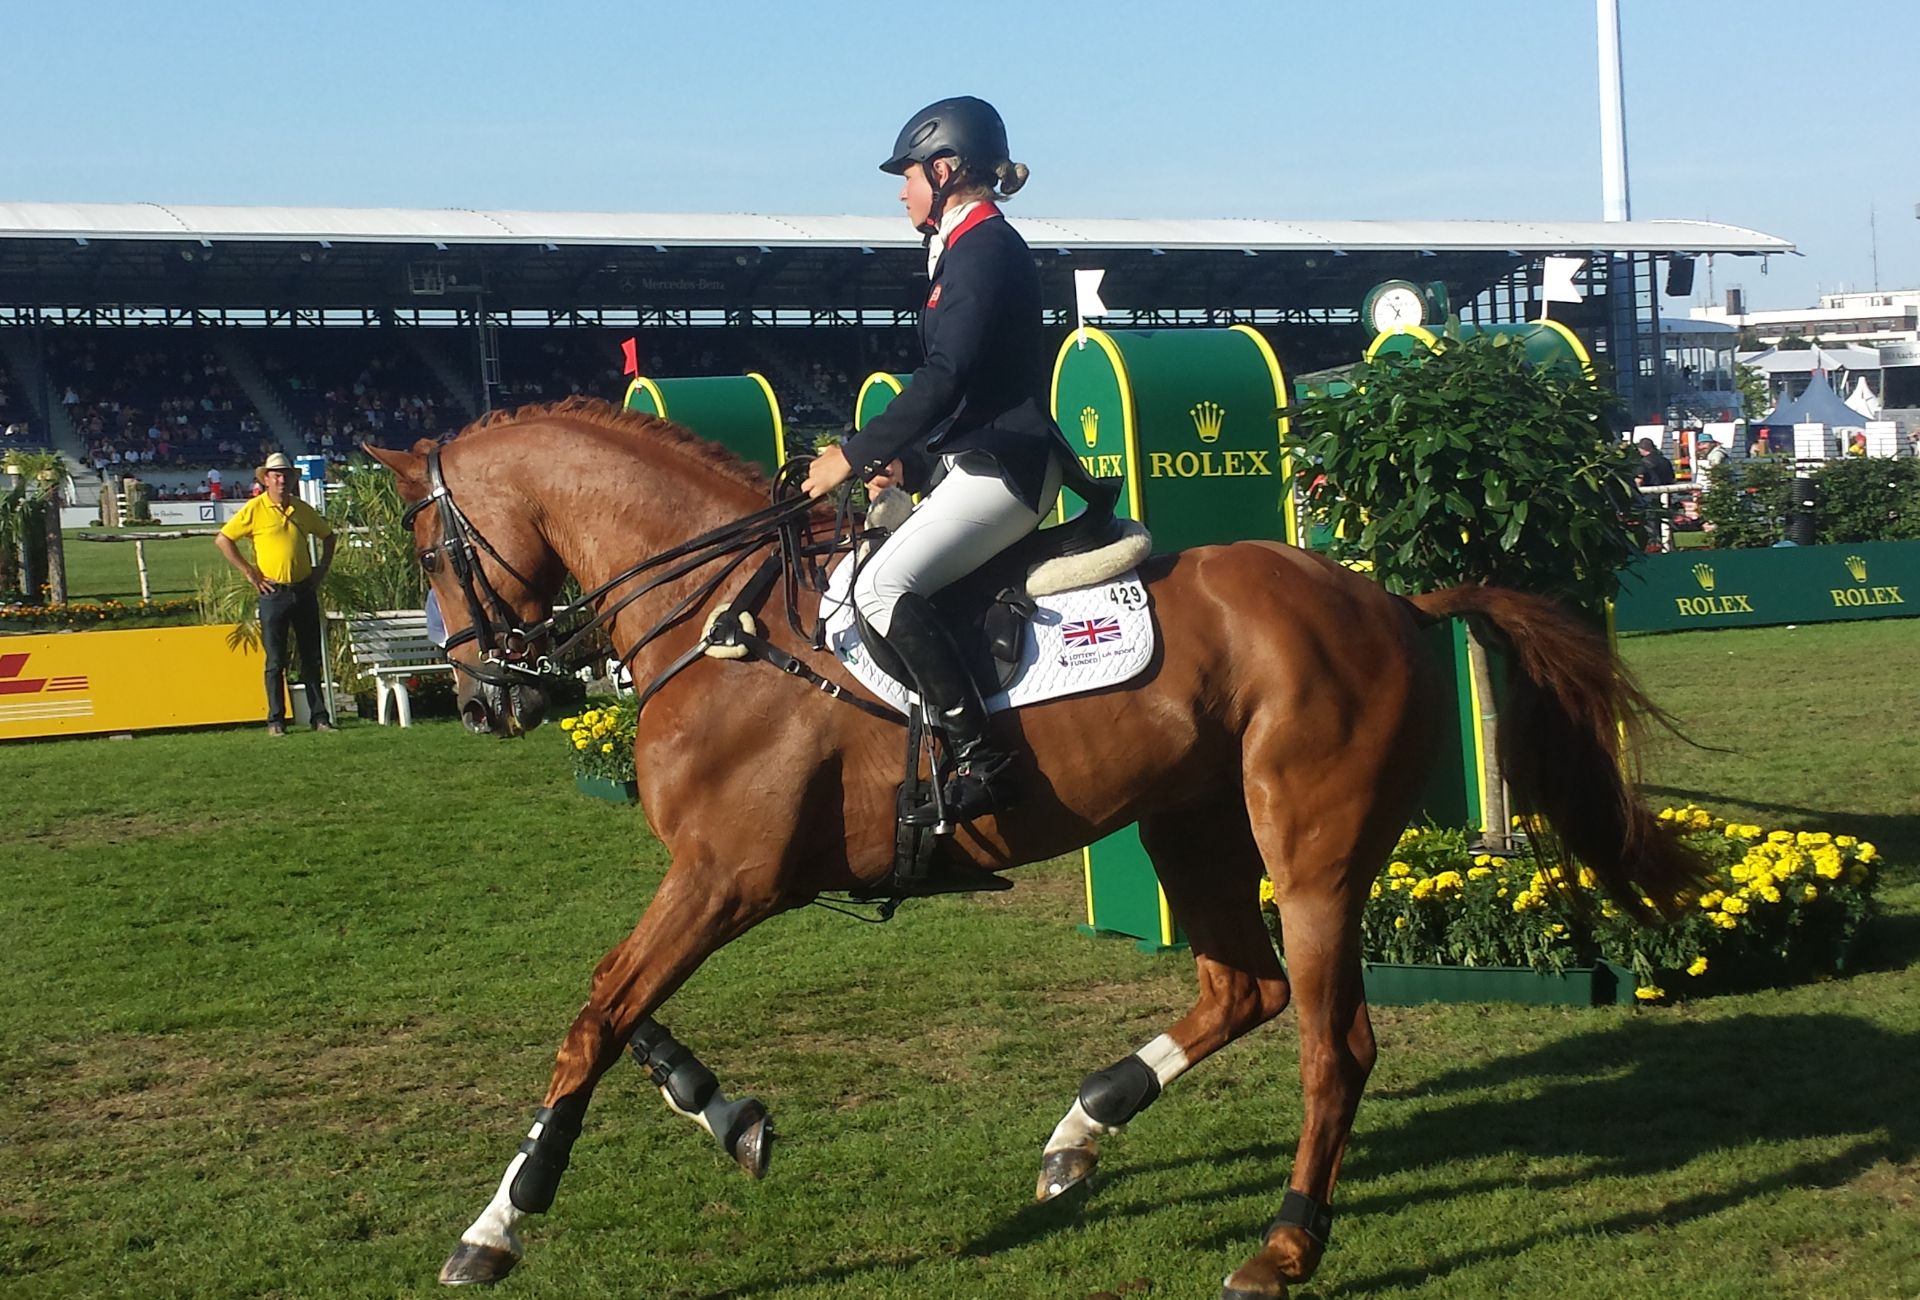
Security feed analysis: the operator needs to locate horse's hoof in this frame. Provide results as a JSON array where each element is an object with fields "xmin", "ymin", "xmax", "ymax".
[
  {"xmin": 1219, "ymin": 1276, "xmax": 1287, "ymax": 1300},
  {"xmin": 438, "ymin": 1242, "xmax": 520, "ymax": 1286},
  {"xmin": 1035, "ymin": 1146, "xmax": 1097, "ymax": 1202},
  {"xmin": 726, "ymin": 1102, "xmax": 773, "ymax": 1180}
]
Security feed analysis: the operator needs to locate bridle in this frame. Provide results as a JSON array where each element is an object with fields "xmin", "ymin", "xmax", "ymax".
[{"xmin": 402, "ymin": 443, "xmax": 845, "ymax": 707}]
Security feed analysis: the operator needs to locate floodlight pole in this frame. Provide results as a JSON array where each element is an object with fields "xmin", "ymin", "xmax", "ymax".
[{"xmin": 1597, "ymin": 0, "xmax": 1631, "ymax": 223}]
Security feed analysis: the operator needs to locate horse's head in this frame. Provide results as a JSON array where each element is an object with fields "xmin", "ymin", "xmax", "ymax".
[{"xmin": 366, "ymin": 439, "xmax": 566, "ymax": 739}]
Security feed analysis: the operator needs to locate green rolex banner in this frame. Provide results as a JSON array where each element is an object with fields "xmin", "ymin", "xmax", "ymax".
[{"xmin": 1613, "ymin": 541, "xmax": 1920, "ymax": 633}]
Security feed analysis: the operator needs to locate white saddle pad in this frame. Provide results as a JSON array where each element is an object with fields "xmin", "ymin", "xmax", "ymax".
[{"xmin": 821, "ymin": 556, "xmax": 1156, "ymax": 717}]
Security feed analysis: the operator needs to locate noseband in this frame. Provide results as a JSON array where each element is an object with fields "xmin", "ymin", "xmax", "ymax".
[{"xmin": 403, "ymin": 447, "xmax": 569, "ymax": 691}]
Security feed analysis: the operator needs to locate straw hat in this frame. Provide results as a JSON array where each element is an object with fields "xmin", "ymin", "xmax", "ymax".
[{"xmin": 255, "ymin": 451, "xmax": 296, "ymax": 486}]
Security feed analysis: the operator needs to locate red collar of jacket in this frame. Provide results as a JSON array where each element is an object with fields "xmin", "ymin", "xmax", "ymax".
[{"xmin": 944, "ymin": 201, "xmax": 1002, "ymax": 249}]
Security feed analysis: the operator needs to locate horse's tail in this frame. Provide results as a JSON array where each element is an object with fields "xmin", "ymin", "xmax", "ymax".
[{"xmin": 1406, "ymin": 585, "xmax": 1708, "ymax": 919}]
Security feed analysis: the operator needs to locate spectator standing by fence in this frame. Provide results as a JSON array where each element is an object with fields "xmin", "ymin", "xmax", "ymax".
[{"xmin": 214, "ymin": 453, "xmax": 337, "ymax": 736}]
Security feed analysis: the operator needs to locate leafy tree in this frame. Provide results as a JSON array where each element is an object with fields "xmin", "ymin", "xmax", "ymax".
[
  {"xmin": 1290, "ymin": 331, "xmax": 1646, "ymax": 617},
  {"xmin": 1736, "ymin": 361, "xmax": 1769, "ymax": 422}
]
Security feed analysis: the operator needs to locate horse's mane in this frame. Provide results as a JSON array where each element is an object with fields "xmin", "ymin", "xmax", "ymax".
[{"xmin": 455, "ymin": 396, "xmax": 773, "ymax": 492}]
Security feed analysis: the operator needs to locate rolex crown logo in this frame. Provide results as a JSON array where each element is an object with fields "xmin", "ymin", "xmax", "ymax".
[
  {"xmin": 1190, "ymin": 400, "xmax": 1225, "ymax": 445},
  {"xmin": 1080, "ymin": 405, "xmax": 1100, "ymax": 449},
  {"xmin": 1691, "ymin": 562, "xmax": 1715, "ymax": 592},
  {"xmin": 1846, "ymin": 554, "xmax": 1868, "ymax": 583}
]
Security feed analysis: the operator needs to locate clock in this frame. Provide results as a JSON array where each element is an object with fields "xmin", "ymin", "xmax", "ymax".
[{"xmin": 1362, "ymin": 280, "xmax": 1429, "ymax": 334}]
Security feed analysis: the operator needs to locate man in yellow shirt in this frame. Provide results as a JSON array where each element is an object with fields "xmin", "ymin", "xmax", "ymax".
[{"xmin": 215, "ymin": 452, "xmax": 338, "ymax": 735}]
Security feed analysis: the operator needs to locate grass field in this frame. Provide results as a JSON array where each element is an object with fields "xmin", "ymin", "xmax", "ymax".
[
  {"xmin": 1, "ymin": 621, "xmax": 1916, "ymax": 1299},
  {"xmin": 58, "ymin": 528, "xmax": 223, "ymax": 602}
]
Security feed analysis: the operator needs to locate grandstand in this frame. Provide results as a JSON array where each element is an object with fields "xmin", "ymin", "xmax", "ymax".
[{"xmin": 0, "ymin": 201, "xmax": 1792, "ymax": 504}]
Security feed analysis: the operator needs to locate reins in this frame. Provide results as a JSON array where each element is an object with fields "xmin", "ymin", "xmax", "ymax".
[{"xmin": 409, "ymin": 444, "xmax": 897, "ymax": 722}]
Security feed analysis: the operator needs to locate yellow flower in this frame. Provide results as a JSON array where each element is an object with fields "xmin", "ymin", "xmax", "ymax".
[
  {"xmin": 1657, "ymin": 808, "xmax": 1676, "ymax": 822},
  {"xmin": 1387, "ymin": 862, "xmax": 1412, "ymax": 878},
  {"xmin": 1368, "ymin": 882, "xmax": 1382, "ymax": 900},
  {"xmin": 1814, "ymin": 857, "xmax": 1844, "ymax": 880},
  {"xmin": 1696, "ymin": 890, "xmax": 1725, "ymax": 910},
  {"xmin": 1467, "ymin": 866, "xmax": 1493, "ymax": 880},
  {"xmin": 1802, "ymin": 884, "xmax": 1819, "ymax": 902},
  {"xmin": 1714, "ymin": 913, "xmax": 1739, "ymax": 930},
  {"xmin": 581, "ymin": 710, "xmax": 601, "ymax": 726},
  {"xmin": 1410, "ymin": 879, "xmax": 1435, "ymax": 900},
  {"xmin": 1393, "ymin": 917, "xmax": 1408, "ymax": 930},
  {"xmin": 1432, "ymin": 870, "xmax": 1464, "ymax": 893},
  {"xmin": 1857, "ymin": 842, "xmax": 1878, "ymax": 863},
  {"xmin": 1634, "ymin": 985, "xmax": 1665, "ymax": 1002},
  {"xmin": 560, "ymin": 716, "xmax": 578, "ymax": 730},
  {"xmin": 1389, "ymin": 878, "xmax": 1408, "ymax": 892},
  {"xmin": 1687, "ymin": 956, "xmax": 1709, "ymax": 977},
  {"xmin": 1576, "ymin": 867, "xmax": 1598, "ymax": 890},
  {"xmin": 1767, "ymin": 830, "xmax": 1793, "ymax": 845},
  {"xmin": 1472, "ymin": 854, "xmax": 1492, "ymax": 867},
  {"xmin": 1721, "ymin": 895, "xmax": 1749, "ymax": 915},
  {"xmin": 1730, "ymin": 863, "xmax": 1751, "ymax": 882},
  {"xmin": 573, "ymin": 735, "xmax": 590, "ymax": 750},
  {"xmin": 1834, "ymin": 835, "xmax": 1857, "ymax": 848},
  {"xmin": 1756, "ymin": 885, "xmax": 1781, "ymax": 904},
  {"xmin": 1549, "ymin": 922, "xmax": 1567, "ymax": 936},
  {"xmin": 600, "ymin": 742, "xmax": 613, "ymax": 753}
]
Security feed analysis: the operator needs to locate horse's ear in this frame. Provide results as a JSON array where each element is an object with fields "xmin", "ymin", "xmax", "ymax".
[{"xmin": 363, "ymin": 443, "xmax": 428, "ymax": 500}]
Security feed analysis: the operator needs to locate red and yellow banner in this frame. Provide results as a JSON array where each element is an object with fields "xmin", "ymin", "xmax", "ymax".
[{"xmin": 0, "ymin": 624, "xmax": 267, "ymax": 740}]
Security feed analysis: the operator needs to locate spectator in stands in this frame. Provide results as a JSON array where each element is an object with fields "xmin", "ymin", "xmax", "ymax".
[
  {"xmin": 214, "ymin": 452, "xmax": 336, "ymax": 736},
  {"xmin": 205, "ymin": 467, "xmax": 223, "ymax": 500},
  {"xmin": 802, "ymin": 96, "xmax": 1092, "ymax": 844}
]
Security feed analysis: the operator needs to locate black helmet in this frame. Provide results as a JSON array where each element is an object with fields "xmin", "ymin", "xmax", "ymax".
[{"xmin": 879, "ymin": 96, "xmax": 1009, "ymax": 176}]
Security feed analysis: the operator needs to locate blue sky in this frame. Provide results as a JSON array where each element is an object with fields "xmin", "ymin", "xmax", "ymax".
[{"xmin": 5, "ymin": 0, "xmax": 1915, "ymax": 311}]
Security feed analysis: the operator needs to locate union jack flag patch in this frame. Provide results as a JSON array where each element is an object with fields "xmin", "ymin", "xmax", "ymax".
[{"xmin": 1061, "ymin": 617, "xmax": 1122, "ymax": 647}]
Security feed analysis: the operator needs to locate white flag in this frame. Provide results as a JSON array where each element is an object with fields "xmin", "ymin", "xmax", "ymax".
[
  {"xmin": 1540, "ymin": 256, "xmax": 1586, "ymax": 305},
  {"xmin": 1074, "ymin": 268, "xmax": 1109, "ymax": 349}
]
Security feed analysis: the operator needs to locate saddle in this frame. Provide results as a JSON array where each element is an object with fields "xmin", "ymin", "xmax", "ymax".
[{"xmin": 854, "ymin": 476, "xmax": 1146, "ymax": 697}]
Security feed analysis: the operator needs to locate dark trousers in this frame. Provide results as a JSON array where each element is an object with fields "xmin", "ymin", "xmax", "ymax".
[{"xmin": 259, "ymin": 581, "xmax": 329, "ymax": 725}]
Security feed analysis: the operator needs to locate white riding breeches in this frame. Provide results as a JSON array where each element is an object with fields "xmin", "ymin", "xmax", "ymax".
[{"xmin": 854, "ymin": 451, "xmax": 1064, "ymax": 637}]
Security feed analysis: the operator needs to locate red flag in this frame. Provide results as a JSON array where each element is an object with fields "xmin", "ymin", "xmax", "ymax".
[{"xmin": 620, "ymin": 337, "xmax": 639, "ymax": 376}]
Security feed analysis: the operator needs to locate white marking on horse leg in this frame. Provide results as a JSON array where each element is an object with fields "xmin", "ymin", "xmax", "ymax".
[
  {"xmin": 1137, "ymin": 1032, "xmax": 1192, "ymax": 1088},
  {"xmin": 659, "ymin": 1086, "xmax": 720, "ymax": 1138},
  {"xmin": 459, "ymin": 1135, "xmax": 533, "ymax": 1254},
  {"xmin": 1043, "ymin": 1033, "xmax": 1193, "ymax": 1156}
]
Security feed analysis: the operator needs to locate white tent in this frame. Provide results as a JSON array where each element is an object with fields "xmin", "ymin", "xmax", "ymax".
[{"xmin": 1845, "ymin": 376, "xmax": 1882, "ymax": 420}]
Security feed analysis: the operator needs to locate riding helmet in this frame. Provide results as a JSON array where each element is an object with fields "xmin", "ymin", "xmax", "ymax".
[{"xmin": 879, "ymin": 96, "xmax": 1010, "ymax": 176}]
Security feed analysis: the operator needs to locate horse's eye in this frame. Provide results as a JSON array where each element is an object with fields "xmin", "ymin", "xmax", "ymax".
[{"xmin": 419, "ymin": 549, "xmax": 440, "ymax": 574}]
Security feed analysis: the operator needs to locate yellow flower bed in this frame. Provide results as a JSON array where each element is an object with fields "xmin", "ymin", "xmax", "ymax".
[
  {"xmin": 557, "ymin": 696, "xmax": 638, "ymax": 783},
  {"xmin": 1257, "ymin": 806, "xmax": 1882, "ymax": 1004}
]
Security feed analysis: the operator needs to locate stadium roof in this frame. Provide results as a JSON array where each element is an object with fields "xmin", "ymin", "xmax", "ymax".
[
  {"xmin": 0, "ymin": 200, "xmax": 1794, "ymax": 324},
  {"xmin": 0, "ymin": 201, "xmax": 1793, "ymax": 255}
]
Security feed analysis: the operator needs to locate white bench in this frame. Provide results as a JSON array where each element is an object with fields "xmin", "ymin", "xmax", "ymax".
[{"xmin": 330, "ymin": 609, "xmax": 452, "ymax": 726}]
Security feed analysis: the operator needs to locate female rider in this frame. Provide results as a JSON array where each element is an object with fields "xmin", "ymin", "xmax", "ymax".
[{"xmin": 802, "ymin": 96, "xmax": 1080, "ymax": 826}]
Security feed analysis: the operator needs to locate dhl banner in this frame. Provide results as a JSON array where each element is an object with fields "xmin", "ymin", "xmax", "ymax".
[{"xmin": 1, "ymin": 624, "xmax": 267, "ymax": 741}]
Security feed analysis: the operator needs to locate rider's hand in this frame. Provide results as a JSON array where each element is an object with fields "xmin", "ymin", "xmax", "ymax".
[
  {"xmin": 249, "ymin": 569, "xmax": 275, "ymax": 595},
  {"xmin": 865, "ymin": 459, "xmax": 904, "ymax": 493},
  {"xmin": 802, "ymin": 445, "xmax": 854, "ymax": 499}
]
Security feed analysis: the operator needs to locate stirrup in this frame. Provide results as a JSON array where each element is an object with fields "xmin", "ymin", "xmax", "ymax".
[{"xmin": 901, "ymin": 750, "xmax": 1015, "ymax": 827}]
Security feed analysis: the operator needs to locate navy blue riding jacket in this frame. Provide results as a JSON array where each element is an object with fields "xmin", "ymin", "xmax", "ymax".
[{"xmin": 840, "ymin": 205, "xmax": 1075, "ymax": 513}]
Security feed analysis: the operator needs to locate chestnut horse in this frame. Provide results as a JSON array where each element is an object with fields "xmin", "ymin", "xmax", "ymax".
[{"xmin": 367, "ymin": 398, "xmax": 1698, "ymax": 1299}]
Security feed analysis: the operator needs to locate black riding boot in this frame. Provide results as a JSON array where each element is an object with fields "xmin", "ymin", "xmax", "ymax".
[{"xmin": 883, "ymin": 593, "xmax": 1016, "ymax": 827}]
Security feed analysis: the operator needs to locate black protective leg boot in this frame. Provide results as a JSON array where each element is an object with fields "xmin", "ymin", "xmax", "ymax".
[{"xmin": 882, "ymin": 594, "xmax": 1016, "ymax": 827}]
